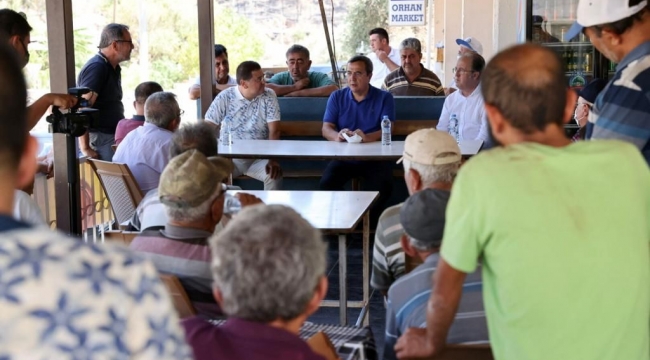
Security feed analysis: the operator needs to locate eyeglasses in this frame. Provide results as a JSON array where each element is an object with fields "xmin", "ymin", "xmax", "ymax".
[
  {"xmin": 178, "ymin": 109, "xmax": 185, "ymax": 117},
  {"xmin": 453, "ymin": 67, "xmax": 475, "ymax": 75},
  {"xmin": 345, "ymin": 71, "xmax": 366, "ymax": 78},
  {"xmin": 115, "ymin": 40, "xmax": 133, "ymax": 45}
]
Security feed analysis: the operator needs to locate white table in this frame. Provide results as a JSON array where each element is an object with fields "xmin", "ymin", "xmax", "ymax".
[
  {"xmin": 230, "ymin": 190, "xmax": 378, "ymax": 326},
  {"xmin": 218, "ymin": 139, "xmax": 483, "ymax": 161}
]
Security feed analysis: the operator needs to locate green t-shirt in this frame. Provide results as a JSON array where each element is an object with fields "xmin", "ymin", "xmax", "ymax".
[
  {"xmin": 268, "ymin": 71, "xmax": 335, "ymax": 88},
  {"xmin": 441, "ymin": 141, "xmax": 650, "ymax": 360}
]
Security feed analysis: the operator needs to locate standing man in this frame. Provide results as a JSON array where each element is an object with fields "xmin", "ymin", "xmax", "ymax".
[
  {"xmin": 205, "ymin": 60, "xmax": 283, "ymax": 190},
  {"xmin": 383, "ymin": 38, "xmax": 444, "ymax": 96},
  {"xmin": 446, "ymin": 36, "xmax": 484, "ymax": 95},
  {"xmin": 0, "ymin": 9, "xmax": 77, "ymax": 130},
  {"xmin": 77, "ymin": 23, "xmax": 133, "ymax": 160},
  {"xmin": 367, "ymin": 28, "xmax": 400, "ymax": 88},
  {"xmin": 321, "ymin": 55, "xmax": 395, "ymax": 225},
  {"xmin": 265, "ymin": 44, "xmax": 338, "ymax": 97},
  {"xmin": 188, "ymin": 44, "xmax": 236, "ymax": 100},
  {"xmin": 436, "ymin": 52, "xmax": 489, "ymax": 142},
  {"xmin": 395, "ymin": 43, "xmax": 650, "ymax": 360},
  {"xmin": 566, "ymin": 0, "xmax": 650, "ymax": 165}
]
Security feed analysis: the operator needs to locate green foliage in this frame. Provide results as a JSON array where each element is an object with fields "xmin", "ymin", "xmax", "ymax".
[
  {"xmin": 342, "ymin": 0, "xmax": 388, "ymax": 59},
  {"xmin": 214, "ymin": 6, "xmax": 265, "ymax": 70}
]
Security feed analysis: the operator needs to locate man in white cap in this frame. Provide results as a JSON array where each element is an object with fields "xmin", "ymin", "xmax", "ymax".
[
  {"xmin": 446, "ymin": 36, "xmax": 484, "ymax": 95},
  {"xmin": 566, "ymin": 0, "xmax": 650, "ymax": 165},
  {"xmin": 371, "ymin": 129, "xmax": 462, "ymax": 295}
]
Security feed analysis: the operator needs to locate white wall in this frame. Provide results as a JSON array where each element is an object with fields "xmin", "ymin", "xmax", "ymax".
[{"xmin": 433, "ymin": 0, "xmax": 523, "ymax": 84}]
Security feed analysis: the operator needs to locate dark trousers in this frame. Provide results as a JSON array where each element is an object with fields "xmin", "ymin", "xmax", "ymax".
[{"xmin": 319, "ymin": 160, "xmax": 393, "ymax": 228}]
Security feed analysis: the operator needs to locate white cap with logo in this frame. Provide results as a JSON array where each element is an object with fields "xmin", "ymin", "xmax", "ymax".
[
  {"xmin": 397, "ymin": 129, "xmax": 462, "ymax": 166},
  {"xmin": 455, "ymin": 37, "xmax": 484, "ymax": 55},
  {"xmin": 566, "ymin": 0, "xmax": 648, "ymax": 41}
]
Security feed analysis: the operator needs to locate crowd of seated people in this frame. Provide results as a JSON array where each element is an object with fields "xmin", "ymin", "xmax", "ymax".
[{"xmin": 1, "ymin": 1, "xmax": 650, "ymax": 359}]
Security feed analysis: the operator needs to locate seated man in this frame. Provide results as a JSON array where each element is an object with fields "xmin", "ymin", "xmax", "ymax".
[
  {"xmin": 131, "ymin": 121, "xmax": 228, "ymax": 231},
  {"xmin": 382, "ymin": 38, "xmax": 444, "ymax": 96},
  {"xmin": 321, "ymin": 55, "xmax": 395, "ymax": 225},
  {"xmin": 205, "ymin": 60, "xmax": 282, "ymax": 190},
  {"xmin": 446, "ymin": 36, "xmax": 484, "ymax": 95},
  {"xmin": 182, "ymin": 204, "xmax": 328, "ymax": 360},
  {"xmin": 0, "ymin": 41, "xmax": 190, "ymax": 358},
  {"xmin": 372, "ymin": 129, "xmax": 461, "ymax": 294},
  {"xmin": 395, "ymin": 44, "xmax": 650, "ymax": 360},
  {"xmin": 436, "ymin": 52, "xmax": 489, "ymax": 142},
  {"xmin": 114, "ymin": 81, "xmax": 163, "ymax": 145},
  {"xmin": 383, "ymin": 188, "xmax": 487, "ymax": 360},
  {"xmin": 113, "ymin": 91, "xmax": 181, "ymax": 193},
  {"xmin": 265, "ymin": 44, "xmax": 338, "ymax": 97},
  {"xmin": 130, "ymin": 149, "xmax": 260, "ymax": 317},
  {"xmin": 188, "ymin": 44, "xmax": 236, "ymax": 100}
]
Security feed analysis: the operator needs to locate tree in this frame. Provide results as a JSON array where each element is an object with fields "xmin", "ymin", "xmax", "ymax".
[{"xmin": 341, "ymin": 0, "xmax": 388, "ymax": 59}]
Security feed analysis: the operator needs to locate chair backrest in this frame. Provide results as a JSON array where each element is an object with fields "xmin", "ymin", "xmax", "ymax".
[
  {"xmin": 436, "ymin": 344, "xmax": 494, "ymax": 360},
  {"xmin": 159, "ymin": 274, "xmax": 197, "ymax": 319},
  {"xmin": 87, "ymin": 159, "xmax": 144, "ymax": 225}
]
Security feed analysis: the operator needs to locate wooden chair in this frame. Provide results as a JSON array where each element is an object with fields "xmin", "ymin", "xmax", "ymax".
[
  {"xmin": 87, "ymin": 159, "xmax": 144, "ymax": 227},
  {"xmin": 434, "ymin": 344, "xmax": 494, "ymax": 360},
  {"xmin": 159, "ymin": 274, "xmax": 197, "ymax": 319}
]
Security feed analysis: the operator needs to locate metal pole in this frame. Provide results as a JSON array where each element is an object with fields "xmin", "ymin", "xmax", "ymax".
[
  {"xmin": 318, "ymin": 0, "xmax": 341, "ymax": 86},
  {"xmin": 426, "ymin": 0, "xmax": 433, "ymax": 68}
]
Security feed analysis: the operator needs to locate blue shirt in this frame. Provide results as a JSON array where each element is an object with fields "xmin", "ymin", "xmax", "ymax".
[
  {"xmin": 588, "ymin": 41, "xmax": 650, "ymax": 165},
  {"xmin": 77, "ymin": 52, "xmax": 125, "ymax": 134},
  {"xmin": 323, "ymin": 86, "xmax": 395, "ymax": 133}
]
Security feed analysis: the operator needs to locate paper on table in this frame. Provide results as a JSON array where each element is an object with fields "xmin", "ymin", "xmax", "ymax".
[{"xmin": 342, "ymin": 133, "xmax": 363, "ymax": 143}]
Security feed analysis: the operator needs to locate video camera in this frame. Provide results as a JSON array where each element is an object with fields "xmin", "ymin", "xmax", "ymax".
[{"xmin": 46, "ymin": 87, "xmax": 99, "ymax": 137}]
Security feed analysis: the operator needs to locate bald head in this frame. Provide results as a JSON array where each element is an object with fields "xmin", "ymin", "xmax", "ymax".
[{"xmin": 481, "ymin": 44, "xmax": 566, "ymax": 133}]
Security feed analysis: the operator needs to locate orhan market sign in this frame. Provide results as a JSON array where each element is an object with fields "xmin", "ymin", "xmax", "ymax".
[{"xmin": 389, "ymin": 0, "xmax": 425, "ymax": 26}]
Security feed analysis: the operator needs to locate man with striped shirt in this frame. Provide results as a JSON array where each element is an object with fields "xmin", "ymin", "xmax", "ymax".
[
  {"xmin": 566, "ymin": 0, "xmax": 650, "ymax": 164},
  {"xmin": 383, "ymin": 188, "xmax": 487, "ymax": 360},
  {"xmin": 371, "ymin": 129, "xmax": 461, "ymax": 295},
  {"xmin": 382, "ymin": 38, "xmax": 444, "ymax": 96}
]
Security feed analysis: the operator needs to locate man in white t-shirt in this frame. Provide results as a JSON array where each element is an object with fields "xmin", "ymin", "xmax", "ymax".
[
  {"xmin": 437, "ymin": 52, "xmax": 489, "ymax": 142},
  {"xmin": 366, "ymin": 28, "xmax": 400, "ymax": 88},
  {"xmin": 204, "ymin": 60, "xmax": 283, "ymax": 190},
  {"xmin": 446, "ymin": 37, "xmax": 484, "ymax": 95},
  {"xmin": 189, "ymin": 44, "xmax": 237, "ymax": 100}
]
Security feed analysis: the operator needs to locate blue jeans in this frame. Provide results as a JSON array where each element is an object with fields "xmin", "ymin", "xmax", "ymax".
[{"xmin": 89, "ymin": 131, "xmax": 115, "ymax": 161}]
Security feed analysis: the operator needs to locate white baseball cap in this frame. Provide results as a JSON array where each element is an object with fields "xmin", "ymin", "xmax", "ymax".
[
  {"xmin": 566, "ymin": 0, "xmax": 648, "ymax": 41},
  {"xmin": 397, "ymin": 129, "xmax": 461, "ymax": 166},
  {"xmin": 456, "ymin": 37, "xmax": 483, "ymax": 55}
]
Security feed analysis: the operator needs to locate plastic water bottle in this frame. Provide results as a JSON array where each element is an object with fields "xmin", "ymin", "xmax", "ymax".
[
  {"xmin": 381, "ymin": 115, "xmax": 391, "ymax": 146},
  {"xmin": 221, "ymin": 118, "xmax": 233, "ymax": 146},
  {"xmin": 223, "ymin": 193, "xmax": 242, "ymax": 215},
  {"xmin": 449, "ymin": 114, "xmax": 460, "ymax": 143}
]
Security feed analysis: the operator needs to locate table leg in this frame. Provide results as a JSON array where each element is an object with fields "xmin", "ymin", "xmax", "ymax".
[
  {"xmin": 362, "ymin": 211, "xmax": 370, "ymax": 326},
  {"xmin": 339, "ymin": 233, "xmax": 348, "ymax": 326}
]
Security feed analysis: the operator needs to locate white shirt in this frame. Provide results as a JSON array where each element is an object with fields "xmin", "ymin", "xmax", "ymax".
[
  {"xmin": 368, "ymin": 47, "xmax": 401, "ymax": 89},
  {"xmin": 205, "ymin": 86, "xmax": 280, "ymax": 141},
  {"xmin": 13, "ymin": 190, "xmax": 46, "ymax": 226},
  {"xmin": 436, "ymin": 85, "xmax": 489, "ymax": 141}
]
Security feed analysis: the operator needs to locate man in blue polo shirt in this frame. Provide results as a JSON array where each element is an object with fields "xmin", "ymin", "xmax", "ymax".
[
  {"xmin": 566, "ymin": 0, "xmax": 650, "ymax": 165},
  {"xmin": 321, "ymin": 55, "xmax": 395, "ymax": 225},
  {"xmin": 77, "ymin": 23, "xmax": 134, "ymax": 161}
]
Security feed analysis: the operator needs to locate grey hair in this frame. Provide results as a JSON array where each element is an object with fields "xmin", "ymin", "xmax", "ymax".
[
  {"xmin": 145, "ymin": 92, "xmax": 179, "ymax": 128},
  {"xmin": 409, "ymin": 236, "xmax": 441, "ymax": 252},
  {"xmin": 165, "ymin": 185, "xmax": 221, "ymax": 223},
  {"xmin": 400, "ymin": 38, "xmax": 422, "ymax": 54},
  {"xmin": 210, "ymin": 204, "xmax": 327, "ymax": 322},
  {"xmin": 402, "ymin": 158, "xmax": 460, "ymax": 185},
  {"xmin": 98, "ymin": 23, "xmax": 129, "ymax": 48}
]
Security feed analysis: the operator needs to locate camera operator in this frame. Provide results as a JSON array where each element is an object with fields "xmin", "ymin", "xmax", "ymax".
[
  {"xmin": 76, "ymin": 23, "xmax": 133, "ymax": 160},
  {"xmin": 0, "ymin": 9, "xmax": 77, "ymax": 131}
]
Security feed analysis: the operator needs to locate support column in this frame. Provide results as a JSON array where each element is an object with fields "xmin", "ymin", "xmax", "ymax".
[{"xmin": 197, "ymin": 0, "xmax": 215, "ymax": 119}]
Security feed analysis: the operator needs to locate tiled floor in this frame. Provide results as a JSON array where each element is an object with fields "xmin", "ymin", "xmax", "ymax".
[{"xmin": 308, "ymin": 235, "xmax": 387, "ymax": 359}]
